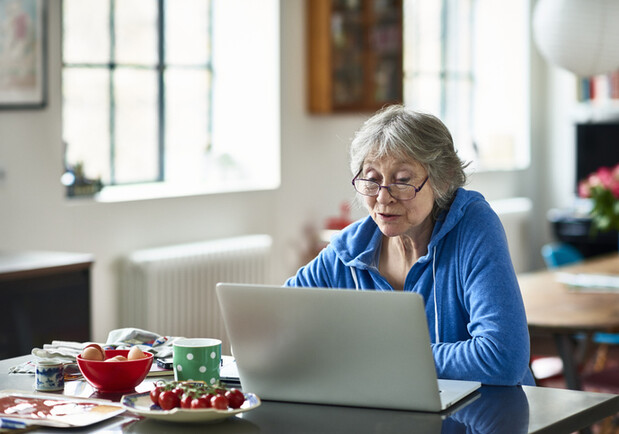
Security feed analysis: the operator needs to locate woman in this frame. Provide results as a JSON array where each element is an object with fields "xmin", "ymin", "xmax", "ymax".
[{"xmin": 286, "ymin": 105, "xmax": 535, "ymax": 386}]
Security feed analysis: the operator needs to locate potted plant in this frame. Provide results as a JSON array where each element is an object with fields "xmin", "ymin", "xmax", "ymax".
[{"xmin": 578, "ymin": 163, "xmax": 619, "ymax": 233}]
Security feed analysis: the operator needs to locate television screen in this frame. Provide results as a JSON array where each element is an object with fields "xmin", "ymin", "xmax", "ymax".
[{"xmin": 576, "ymin": 122, "xmax": 619, "ymax": 191}]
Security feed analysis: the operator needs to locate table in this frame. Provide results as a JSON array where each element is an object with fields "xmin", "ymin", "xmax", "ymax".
[
  {"xmin": 518, "ymin": 253, "xmax": 619, "ymax": 390},
  {"xmin": 0, "ymin": 251, "xmax": 93, "ymax": 359},
  {"xmin": 0, "ymin": 355, "xmax": 617, "ymax": 433}
]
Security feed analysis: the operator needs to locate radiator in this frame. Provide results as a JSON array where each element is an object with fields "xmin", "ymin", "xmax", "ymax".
[
  {"xmin": 490, "ymin": 197, "xmax": 532, "ymax": 273},
  {"xmin": 119, "ymin": 234, "xmax": 273, "ymax": 355}
]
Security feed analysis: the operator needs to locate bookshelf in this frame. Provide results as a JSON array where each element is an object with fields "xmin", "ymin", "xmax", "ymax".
[{"xmin": 578, "ymin": 71, "xmax": 619, "ymax": 103}]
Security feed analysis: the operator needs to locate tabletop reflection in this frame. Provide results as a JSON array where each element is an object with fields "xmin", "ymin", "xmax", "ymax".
[{"xmin": 238, "ymin": 386, "xmax": 528, "ymax": 433}]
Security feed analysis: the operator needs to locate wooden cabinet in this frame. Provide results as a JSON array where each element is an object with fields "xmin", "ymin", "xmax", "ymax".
[
  {"xmin": 0, "ymin": 251, "xmax": 93, "ymax": 358},
  {"xmin": 307, "ymin": 0, "xmax": 403, "ymax": 113}
]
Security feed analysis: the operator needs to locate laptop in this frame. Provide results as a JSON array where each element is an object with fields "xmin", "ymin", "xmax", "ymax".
[{"xmin": 215, "ymin": 283, "xmax": 481, "ymax": 412}]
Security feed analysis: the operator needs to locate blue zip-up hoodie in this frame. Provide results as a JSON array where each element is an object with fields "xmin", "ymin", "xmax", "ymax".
[{"xmin": 286, "ymin": 188, "xmax": 535, "ymax": 386}]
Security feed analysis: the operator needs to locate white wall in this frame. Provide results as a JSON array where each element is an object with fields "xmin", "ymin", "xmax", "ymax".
[{"xmin": 0, "ymin": 0, "xmax": 575, "ymax": 342}]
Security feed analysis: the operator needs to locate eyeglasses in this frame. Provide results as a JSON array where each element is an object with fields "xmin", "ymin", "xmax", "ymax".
[{"xmin": 352, "ymin": 174, "xmax": 429, "ymax": 201}]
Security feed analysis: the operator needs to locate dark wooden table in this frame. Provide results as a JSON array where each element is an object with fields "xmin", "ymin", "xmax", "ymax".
[
  {"xmin": 0, "ymin": 251, "xmax": 93, "ymax": 358},
  {"xmin": 0, "ymin": 355, "xmax": 618, "ymax": 433},
  {"xmin": 518, "ymin": 254, "xmax": 619, "ymax": 389}
]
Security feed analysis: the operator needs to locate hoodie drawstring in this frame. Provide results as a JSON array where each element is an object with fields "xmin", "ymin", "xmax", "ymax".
[
  {"xmin": 432, "ymin": 246, "xmax": 440, "ymax": 343},
  {"xmin": 351, "ymin": 267, "xmax": 360, "ymax": 290},
  {"xmin": 350, "ymin": 246, "xmax": 439, "ymax": 343}
]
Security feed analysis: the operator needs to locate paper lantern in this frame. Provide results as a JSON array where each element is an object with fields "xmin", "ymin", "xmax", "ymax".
[{"xmin": 533, "ymin": 0, "xmax": 619, "ymax": 77}]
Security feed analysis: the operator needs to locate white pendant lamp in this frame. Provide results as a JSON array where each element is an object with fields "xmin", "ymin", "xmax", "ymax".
[{"xmin": 533, "ymin": 0, "xmax": 619, "ymax": 77}]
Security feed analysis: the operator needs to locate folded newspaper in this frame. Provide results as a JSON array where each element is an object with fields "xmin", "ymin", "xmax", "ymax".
[{"xmin": 9, "ymin": 328, "xmax": 181, "ymax": 375}]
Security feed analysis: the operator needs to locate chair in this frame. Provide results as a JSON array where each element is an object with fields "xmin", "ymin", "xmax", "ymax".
[
  {"xmin": 541, "ymin": 242, "xmax": 619, "ymax": 351},
  {"xmin": 539, "ymin": 242, "xmax": 619, "ymax": 396},
  {"xmin": 531, "ymin": 243, "xmax": 585, "ymax": 385},
  {"xmin": 541, "ymin": 242, "xmax": 584, "ymax": 268}
]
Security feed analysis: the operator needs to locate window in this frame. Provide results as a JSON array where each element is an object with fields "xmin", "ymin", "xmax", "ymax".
[
  {"xmin": 403, "ymin": 0, "xmax": 530, "ymax": 171},
  {"xmin": 62, "ymin": 0, "xmax": 280, "ymax": 201}
]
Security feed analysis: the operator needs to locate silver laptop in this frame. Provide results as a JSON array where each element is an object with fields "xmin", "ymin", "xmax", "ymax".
[{"xmin": 215, "ymin": 283, "xmax": 481, "ymax": 412}]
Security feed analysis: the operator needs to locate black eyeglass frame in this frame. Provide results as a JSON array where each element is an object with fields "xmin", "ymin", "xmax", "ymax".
[{"xmin": 352, "ymin": 171, "xmax": 429, "ymax": 201}]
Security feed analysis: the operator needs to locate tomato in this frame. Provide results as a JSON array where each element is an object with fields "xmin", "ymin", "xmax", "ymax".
[
  {"xmin": 180, "ymin": 394, "xmax": 194, "ymax": 409},
  {"xmin": 158, "ymin": 390, "xmax": 180, "ymax": 410},
  {"xmin": 150, "ymin": 381, "xmax": 247, "ymax": 411},
  {"xmin": 149, "ymin": 386, "xmax": 162, "ymax": 405},
  {"xmin": 225, "ymin": 389, "xmax": 245, "ymax": 409},
  {"xmin": 191, "ymin": 395, "xmax": 211, "ymax": 409},
  {"xmin": 210, "ymin": 395, "xmax": 229, "ymax": 410}
]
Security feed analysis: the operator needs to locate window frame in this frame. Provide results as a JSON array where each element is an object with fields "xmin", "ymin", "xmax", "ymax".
[
  {"xmin": 403, "ymin": 0, "xmax": 530, "ymax": 173},
  {"xmin": 61, "ymin": 0, "xmax": 214, "ymax": 188}
]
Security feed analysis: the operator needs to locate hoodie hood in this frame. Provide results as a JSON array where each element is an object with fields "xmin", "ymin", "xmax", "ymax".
[{"xmin": 429, "ymin": 189, "xmax": 487, "ymax": 248}]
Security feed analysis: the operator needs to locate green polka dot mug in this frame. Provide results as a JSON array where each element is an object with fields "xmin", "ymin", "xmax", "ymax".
[{"xmin": 172, "ymin": 338, "xmax": 221, "ymax": 385}]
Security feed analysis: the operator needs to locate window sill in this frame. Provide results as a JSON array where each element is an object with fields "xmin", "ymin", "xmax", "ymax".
[{"xmin": 70, "ymin": 180, "xmax": 280, "ymax": 204}]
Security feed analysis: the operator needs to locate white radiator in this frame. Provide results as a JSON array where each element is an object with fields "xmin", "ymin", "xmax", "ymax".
[
  {"xmin": 490, "ymin": 197, "xmax": 532, "ymax": 273},
  {"xmin": 119, "ymin": 235, "xmax": 273, "ymax": 355}
]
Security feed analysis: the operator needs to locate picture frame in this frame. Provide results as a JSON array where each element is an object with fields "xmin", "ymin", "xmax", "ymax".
[{"xmin": 0, "ymin": 0, "xmax": 47, "ymax": 109}]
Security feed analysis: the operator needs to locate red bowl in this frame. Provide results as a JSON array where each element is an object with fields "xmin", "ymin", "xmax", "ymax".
[{"xmin": 76, "ymin": 349, "xmax": 153, "ymax": 394}]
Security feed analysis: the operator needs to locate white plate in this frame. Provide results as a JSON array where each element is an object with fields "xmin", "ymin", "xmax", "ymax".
[{"xmin": 121, "ymin": 391, "xmax": 261, "ymax": 423}]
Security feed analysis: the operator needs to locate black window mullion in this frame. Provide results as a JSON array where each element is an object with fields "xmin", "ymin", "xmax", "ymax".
[
  {"xmin": 439, "ymin": 0, "xmax": 447, "ymax": 119},
  {"xmin": 157, "ymin": 0, "xmax": 165, "ymax": 182},
  {"xmin": 109, "ymin": 0, "xmax": 116, "ymax": 185},
  {"xmin": 207, "ymin": 0, "xmax": 213, "ymax": 152},
  {"xmin": 468, "ymin": 0, "xmax": 476, "ymax": 155}
]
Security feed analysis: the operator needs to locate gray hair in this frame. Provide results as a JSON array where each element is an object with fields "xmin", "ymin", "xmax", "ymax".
[{"xmin": 349, "ymin": 104, "xmax": 469, "ymax": 215}]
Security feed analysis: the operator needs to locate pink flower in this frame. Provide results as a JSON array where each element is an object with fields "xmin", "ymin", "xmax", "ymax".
[
  {"xmin": 578, "ymin": 180, "xmax": 591, "ymax": 198},
  {"xmin": 596, "ymin": 166, "xmax": 614, "ymax": 189},
  {"xmin": 587, "ymin": 173, "xmax": 603, "ymax": 189},
  {"xmin": 582, "ymin": 164, "xmax": 619, "ymax": 231}
]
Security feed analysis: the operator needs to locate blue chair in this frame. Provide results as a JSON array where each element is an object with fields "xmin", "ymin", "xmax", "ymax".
[{"xmin": 541, "ymin": 242, "xmax": 584, "ymax": 268}]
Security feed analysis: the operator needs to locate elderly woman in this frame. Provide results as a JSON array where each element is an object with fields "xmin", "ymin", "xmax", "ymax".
[{"xmin": 286, "ymin": 104, "xmax": 535, "ymax": 386}]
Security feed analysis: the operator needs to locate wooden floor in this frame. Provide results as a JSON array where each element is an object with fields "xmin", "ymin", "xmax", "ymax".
[
  {"xmin": 531, "ymin": 337, "xmax": 619, "ymax": 434},
  {"xmin": 532, "ymin": 339, "xmax": 619, "ymax": 390}
]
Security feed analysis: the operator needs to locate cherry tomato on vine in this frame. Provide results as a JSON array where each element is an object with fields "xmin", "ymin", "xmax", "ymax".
[
  {"xmin": 204, "ymin": 393, "xmax": 215, "ymax": 406},
  {"xmin": 180, "ymin": 394, "xmax": 194, "ymax": 409},
  {"xmin": 149, "ymin": 386, "xmax": 162, "ymax": 405},
  {"xmin": 191, "ymin": 395, "xmax": 211, "ymax": 409},
  {"xmin": 210, "ymin": 395, "xmax": 229, "ymax": 410},
  {"xmin": 158, "ymin": 390, "xmax": 180, "ymax": 410},
  {"xmin": 225, "ymin": 389, "xmax": 245, "ymax": 409}
]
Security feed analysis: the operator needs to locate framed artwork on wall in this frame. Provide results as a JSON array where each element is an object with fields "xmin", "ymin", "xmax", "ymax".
[{"xmin": 0, "ymin": 0, "xmax": 47, "ymax": 109}]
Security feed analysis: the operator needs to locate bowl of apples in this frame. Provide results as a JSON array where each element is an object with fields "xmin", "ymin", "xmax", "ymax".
[{"xmin": 76, "ymin": 344, "xmax": 153, "ymax": 394}]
